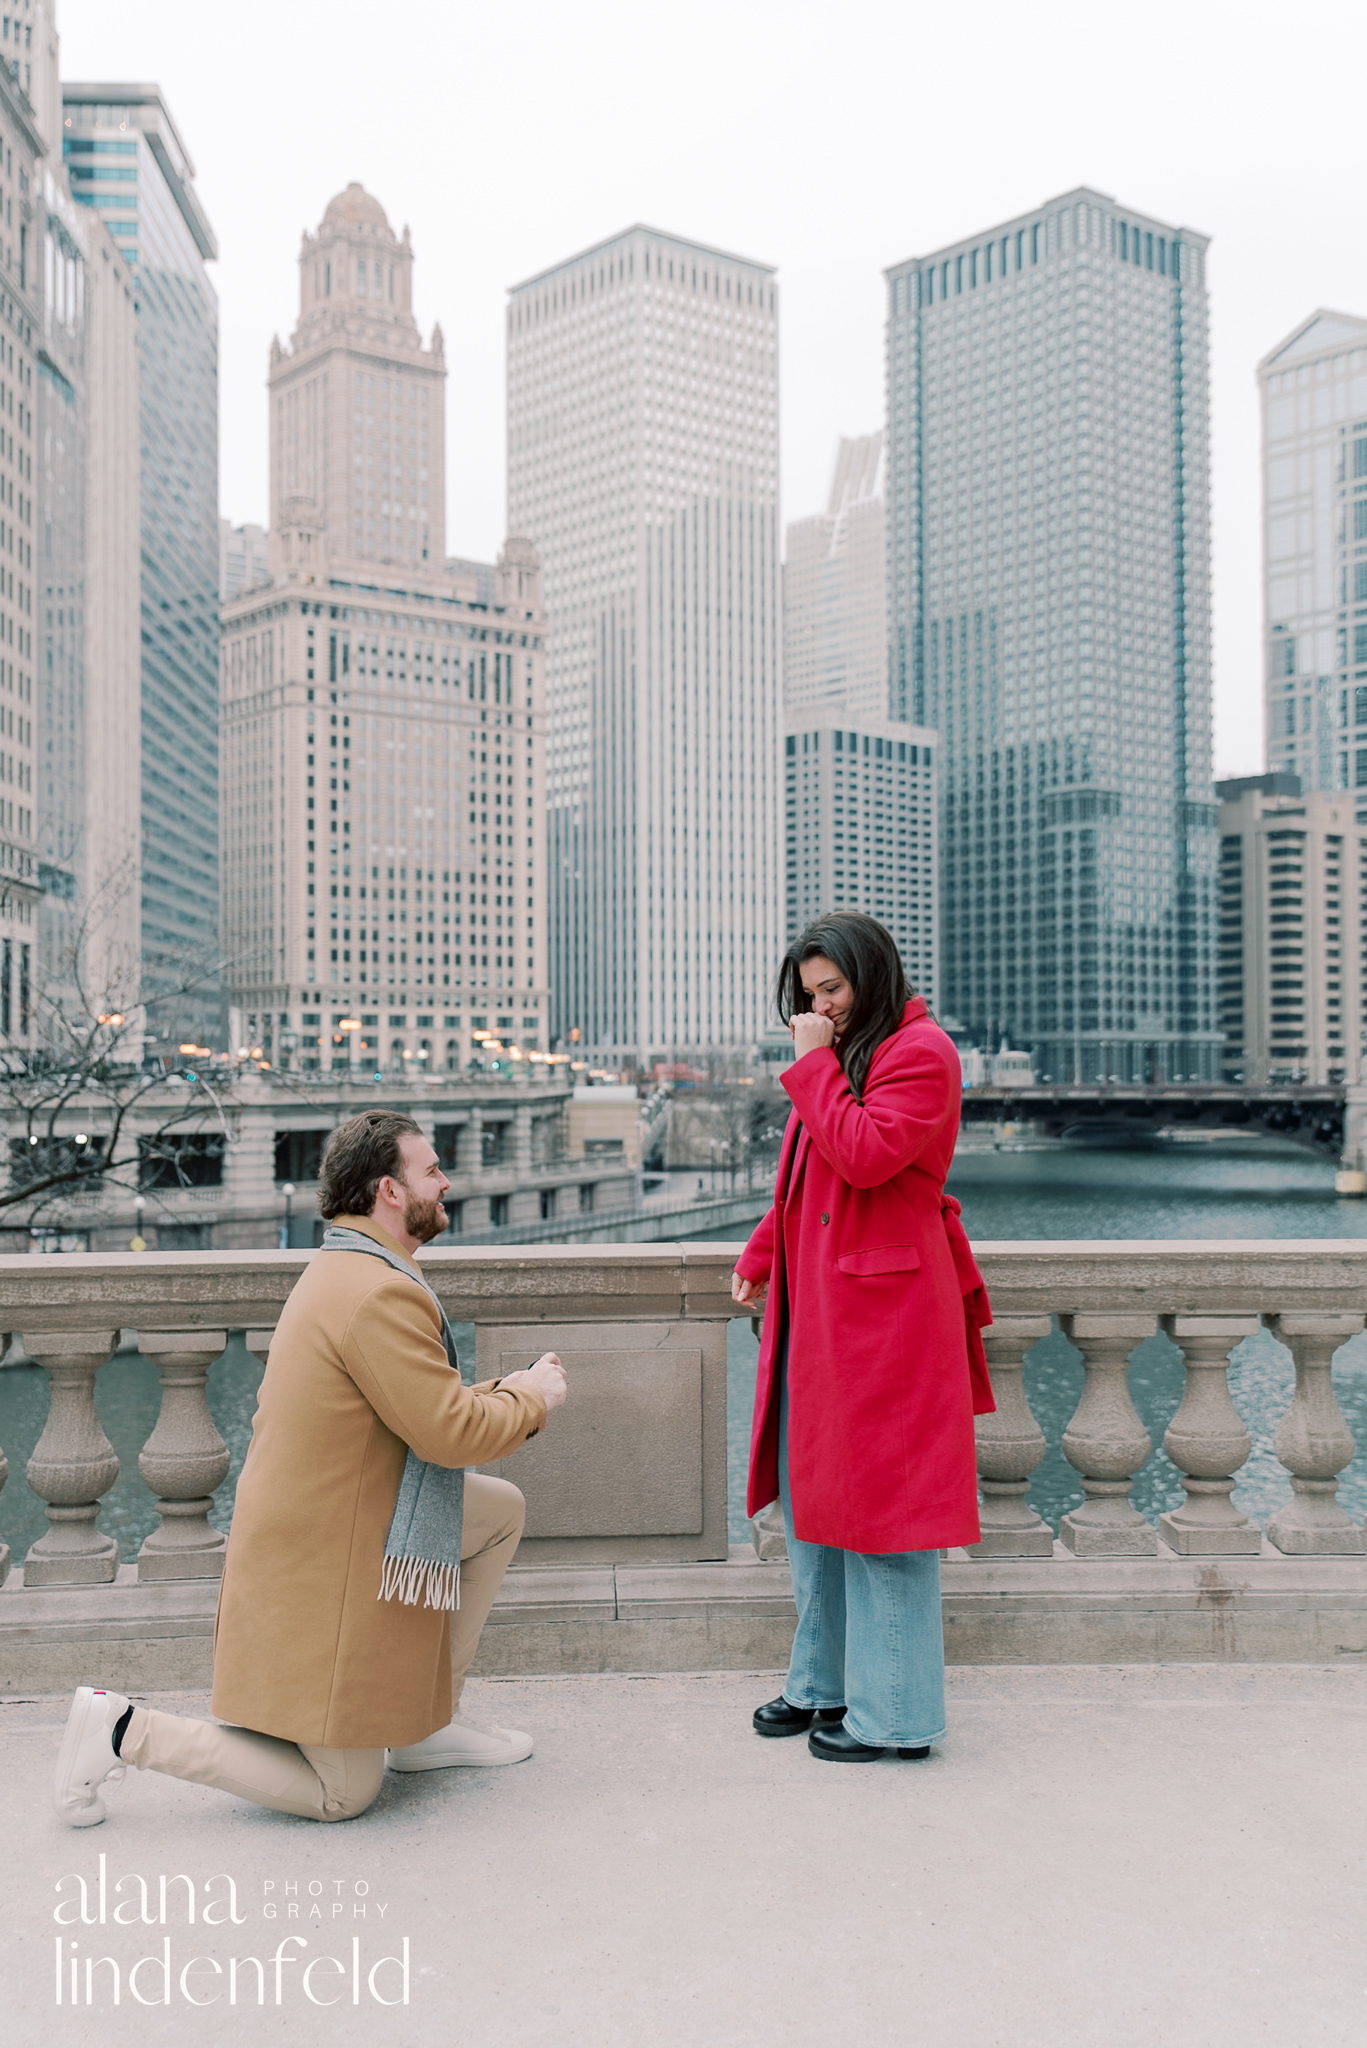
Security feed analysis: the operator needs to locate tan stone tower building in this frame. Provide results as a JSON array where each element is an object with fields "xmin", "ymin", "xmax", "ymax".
[
  {"xmin": 221, "ymin": 185, "xmax": 549, "ymax": 1078},
  {"xmin": 267, "ymin": 183, "xmax": 446, "ymax": 579}
]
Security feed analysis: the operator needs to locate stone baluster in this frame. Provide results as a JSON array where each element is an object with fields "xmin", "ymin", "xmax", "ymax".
[
  {"xmin": 1159, "ymin": 1316, "xmax": 1263, "ymax": 1555},
  {"xmin": 967, "ymin": 1314, "xmax": 1054, "ymax": 1557},
  {"xmin": 1059, "ymin": 1314, "xmax": 1159, "ymax": 1556},
  {"xmin": 135, "ymin": 1332, "xmax": 231, "ymax": 1580},
  {"xmin": 23, "ymin": 1330, "xmax": 121, "ymax": 1584},
  {"xmin": 1266, "ymin": 1313, "xmax": 1367, "ymax": 1556}
]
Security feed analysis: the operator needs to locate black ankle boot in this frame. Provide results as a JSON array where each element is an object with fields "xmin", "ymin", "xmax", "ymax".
[
  {"xmin": 808, "ymin": 1722, "xmax": 931, "ymax": 1762},
  {"xmin": 752, "ymin": 1696, "xmax": 847, "ymax": 1737}
]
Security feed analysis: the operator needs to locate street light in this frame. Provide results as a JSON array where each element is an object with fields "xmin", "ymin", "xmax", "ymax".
[
  {"xmin": 131, "ymin": 1195, "xmax": 146, "ymax": 1254},
  {"xmin": 280, "ymin": 1182, "xmax": 295, "ymax": 1251}
]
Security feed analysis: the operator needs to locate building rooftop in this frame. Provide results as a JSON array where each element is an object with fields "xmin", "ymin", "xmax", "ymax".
[
  {"xmin": 1259, "ymin": 307, "xmax": 1367, "ymax": 374},
  {"xmin": 1216, "ymin": 772, "xmax": 1304, "ymax": 800},
  {"xmin": 886, "ymin": 184, "xmax": 1207, "ymax": 278},
  {"xmin": 62, "ymin": 80, "xmax": 217, "ymax": 261},
  {"xmin": 510, "ymin": 222, "xmax": 775, "ymax": 294}
]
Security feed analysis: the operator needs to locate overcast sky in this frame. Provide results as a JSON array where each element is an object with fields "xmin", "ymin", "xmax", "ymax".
[{"xmin": 61, "ymin": 0, "xmax": 1367, "ymax": 777}]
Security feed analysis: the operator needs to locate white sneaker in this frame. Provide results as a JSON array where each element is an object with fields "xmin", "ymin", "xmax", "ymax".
[
  {"xmin": 386, "ymin": 1708, "xmax": 534, "ymax": 1771},
  {"xmin": 53, "ymin": 1687, "xmax": 130, "ymax": 1828}
]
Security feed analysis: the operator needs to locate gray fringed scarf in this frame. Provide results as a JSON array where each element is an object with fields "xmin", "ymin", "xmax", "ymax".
[{"xmin": 322, "ymin": 1224, "xmax": 473, "ymax": 1612}]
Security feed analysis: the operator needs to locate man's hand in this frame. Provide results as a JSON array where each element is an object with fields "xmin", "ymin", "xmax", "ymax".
[
  {"xmin": 731, "ymin": 1272, "xmax": 767, "ymax": 1309},
  {"xmin": 791, "ymin": 1012, "xmax": 836, "ymax": 1060},
  {"xmin": 503, "ymin": 1351, "xmax": 568, "ymax": 1413}
]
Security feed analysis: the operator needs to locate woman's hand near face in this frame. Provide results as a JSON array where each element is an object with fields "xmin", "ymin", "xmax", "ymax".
[
  {"xmin": 791, "ymin": 1011, "xmax": 836, "ymax": 1061},
  {"xmin": 731, "ymin": 1272, "xmax": 767, "ymax": 1309}
]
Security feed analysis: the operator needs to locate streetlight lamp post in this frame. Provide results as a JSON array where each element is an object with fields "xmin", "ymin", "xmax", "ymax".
[{"xmin": 280, "ymin": 1183, "xmax": 295, "ymax": 1252}]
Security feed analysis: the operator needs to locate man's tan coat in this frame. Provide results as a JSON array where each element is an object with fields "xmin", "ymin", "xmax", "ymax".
[{"xmin": 210, "ymin": 1214, "xmax": 546, "ymax": 1749}]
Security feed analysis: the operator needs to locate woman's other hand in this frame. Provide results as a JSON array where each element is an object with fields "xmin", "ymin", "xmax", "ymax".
[
  {"xmin": 791, "ymin": 1011, "xmax": 836, "ymax": 1061},
  {"xmin": 731, "ymin": 1272, "xmax": 767, "ymax": 1309}
]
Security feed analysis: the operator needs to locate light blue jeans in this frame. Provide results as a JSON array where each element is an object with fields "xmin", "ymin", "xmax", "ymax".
[{"xmin": 778, "ymin": 1353, "xmax": 947, "ymax": 1749}]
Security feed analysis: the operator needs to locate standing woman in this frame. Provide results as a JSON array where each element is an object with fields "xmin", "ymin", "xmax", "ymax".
[{"xmin": 732, "ymin": 912, "xmax": 994, "ymax": 1761}]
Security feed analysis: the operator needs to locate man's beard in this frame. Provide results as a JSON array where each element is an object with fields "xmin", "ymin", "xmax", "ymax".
[{"xmin": 403, "ymin": 1191, "xmax": 448, "ymax": 1244}]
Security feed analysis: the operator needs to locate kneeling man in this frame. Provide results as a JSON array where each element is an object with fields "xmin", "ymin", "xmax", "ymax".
[{"xmin": 53, "ymin": 1110, "xmax": 566, "ymax": 1826}]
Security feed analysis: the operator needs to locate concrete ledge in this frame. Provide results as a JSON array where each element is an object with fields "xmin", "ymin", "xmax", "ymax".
[
  {"xmin": 940, "ymin": 1542, "xmax": 1367, "ymax": 1664},
  {"xmin": 5, "ymin": 1548, "xmax": 1367, "ymax": 1694},
  {"xmin": 0, "ymin": 1567, "xmax": 219, "ymax": 1695}
]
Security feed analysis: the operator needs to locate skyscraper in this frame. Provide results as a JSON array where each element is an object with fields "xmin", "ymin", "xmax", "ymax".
[
  {"xmin": 1216, "ymin": 772, "xmax": 1363, "ymax": 1086},
  {"xmin": 781, "ymin": 431, "xmax": 936, "ymax": 990},
  {"xmin": 219, "ymin": 185, "xmax": 548, "ymax": 1077},
  {"xmin": 63, "ymin": 82, "xmax": 220, "ymax": 1049},
  {"xmin": 784, "ymin": 431, "xmax": 887, "ymax": 723},
  {"xmin": 35, "ymin": 157, "xmax": 142, "ymax": 1031},
  {"xmin": 785, "ymin": 712, "xmax": 937, "ymax": 1002},
  {"xmin": 11, "ymin": 8, "xmax": 144, "ymax": 1044},
  {"xmin": 507, "ymin": 226, "xmax": 782, "ymax": 1059},
  {"xmin": 885, "ymin": 187, "xmax": 1219, "ymax": 1082},
  {"xmin": 219, "ymin": 518, "xmax": 268, "ymax": 604},
  {"xmin": 0, "ymin": 58, "xmax": 43, "ymax": 1054},
  {"xmin": 1257, "ymin": 311, "xmax": 1367, "ymax": 793},
  {"xmin": 271, "ymin": 183, "xmax": 445, "ymax": 576}
]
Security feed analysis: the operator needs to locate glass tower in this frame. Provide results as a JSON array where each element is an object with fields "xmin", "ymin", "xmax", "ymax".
[
  {"xmin": 507, "ymin": 227, "xmax": 783, "ymax": 1059},
  {"xmin": 784, "ymin": 431, "xmax": 888, "ymax": 724},
  {"xmin": 885, "ymin": 187, "xmax": 1219, "ymax": 1082},
  {"xmin": 1257, "ymin": 311, "xmax": 1367, "ymax": 794},
  {"xmin": 63, "ymin": 83, "xmax": 220, "ymax": 1050}
]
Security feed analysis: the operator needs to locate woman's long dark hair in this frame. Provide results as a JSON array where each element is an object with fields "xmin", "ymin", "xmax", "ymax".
[{"xmin": 776, "ymin": 911, "xmax": 912, "ymax": 1100}]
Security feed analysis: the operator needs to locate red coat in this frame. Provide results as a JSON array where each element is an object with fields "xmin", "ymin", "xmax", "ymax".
[{"xmin": 738, "ymin": 999, "xmax": 994, "ymax": 1553}]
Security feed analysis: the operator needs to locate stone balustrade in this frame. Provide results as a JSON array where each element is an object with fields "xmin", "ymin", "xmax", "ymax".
[{"xmin": 3, "ymin": 1240, "xmax": 1367, "ymax": 1680}]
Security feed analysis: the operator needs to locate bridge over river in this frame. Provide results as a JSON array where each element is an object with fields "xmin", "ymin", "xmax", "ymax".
[{"xmin": 959, "ymin": 1080, "xmax": 1367, "ymax": 1169}]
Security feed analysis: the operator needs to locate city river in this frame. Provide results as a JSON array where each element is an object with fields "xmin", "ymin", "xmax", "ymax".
[{"xmin": 3, "ymin": 1141, "xmax": 1367, "ymax": 1563}]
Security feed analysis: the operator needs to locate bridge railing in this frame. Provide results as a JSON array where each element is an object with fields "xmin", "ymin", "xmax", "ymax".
[{"xmin": 3, "ymin": 1241, "xmax": 1367, "ymax": 1591}]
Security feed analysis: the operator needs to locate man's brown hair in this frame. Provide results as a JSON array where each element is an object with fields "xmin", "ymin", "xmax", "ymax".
[{"xmin": 317, "ymin": 1111, "xmax": 422, "ymax": 1220}]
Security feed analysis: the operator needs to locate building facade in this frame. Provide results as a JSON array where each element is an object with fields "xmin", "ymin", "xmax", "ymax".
[
  {"xmin": 785, "ymin": 710, "xmax": 937, "ymax": 1003},
  {"xmin": 885, "ymin": 187, "xmax": 1219, "ymax": 1083},
  {"xmin": 63, "ymin": 82, "xmax": 220, "ymax": 1051},
  {"xmin": 1257, "ymin": 311, "xmax": 1367, "ymax": 793},
  {"xmin": 220, "ymin": 185, "xmax": 548, "ymax": 1079},
  {"xmin": 1216, "ymin": 772, "xmax": 1364, "ymax": 1085},
  {"xmin": 507, "ymin": 225, "xmax": 783, "ymax": 1058},
  {"xmin": 0, "ymin": 58, "xmax": 43, "ymax": 1054},
  {"xmin": 35, "ymin": 112, "xmax": 142, "ymax": 1035},
  {"xmin": 219, "ymin": 517, "xmax": 267, "ymax": 603},
  {"xmin": 783, "ymin": 431, "xmax": 886, "ymax": 724}
]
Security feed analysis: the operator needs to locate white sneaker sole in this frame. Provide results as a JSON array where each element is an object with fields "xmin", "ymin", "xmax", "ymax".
[
  {"xmin": 386, "ymin": 1734, "xmax": 534, "ymax": 1771},
  {"xmin": 53, "ymin": 1687, "xmax": 125, "ymax": 1828}
]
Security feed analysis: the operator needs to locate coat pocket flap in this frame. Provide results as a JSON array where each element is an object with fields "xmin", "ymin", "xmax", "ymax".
[{"xmin": 837, "ymin": 1245, "xmax": 920, "ymax": 1277}]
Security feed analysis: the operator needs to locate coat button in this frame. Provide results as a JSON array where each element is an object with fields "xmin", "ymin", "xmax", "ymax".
[{"xmin": 821, "ymin": 1212, "xmax": 830, "ymax": 1225}]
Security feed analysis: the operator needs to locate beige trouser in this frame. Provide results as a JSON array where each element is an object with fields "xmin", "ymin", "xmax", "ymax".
[{"xmin": 120, "ymin": 1473, "xmax": 525, "ymax": 1823}]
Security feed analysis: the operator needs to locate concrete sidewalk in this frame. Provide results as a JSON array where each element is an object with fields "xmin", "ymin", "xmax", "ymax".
[{"xmin": 4, "ymin": 1665, "xmax": 1365, "ymax": 2048}]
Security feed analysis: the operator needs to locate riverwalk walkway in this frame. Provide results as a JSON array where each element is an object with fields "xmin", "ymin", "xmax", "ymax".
[{"xmin": 5, "ymin": 1663, "xmax": 1364, "ymax": 2047}]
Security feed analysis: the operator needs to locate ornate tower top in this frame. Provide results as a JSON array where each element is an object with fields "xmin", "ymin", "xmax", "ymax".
[
  {"xmin": 292, "ymin": 181, "xmax": 421, "ymax": 354},
  {"xmin": 268, "ymin": 182, "xmax": 447, "ymax": 578}
]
